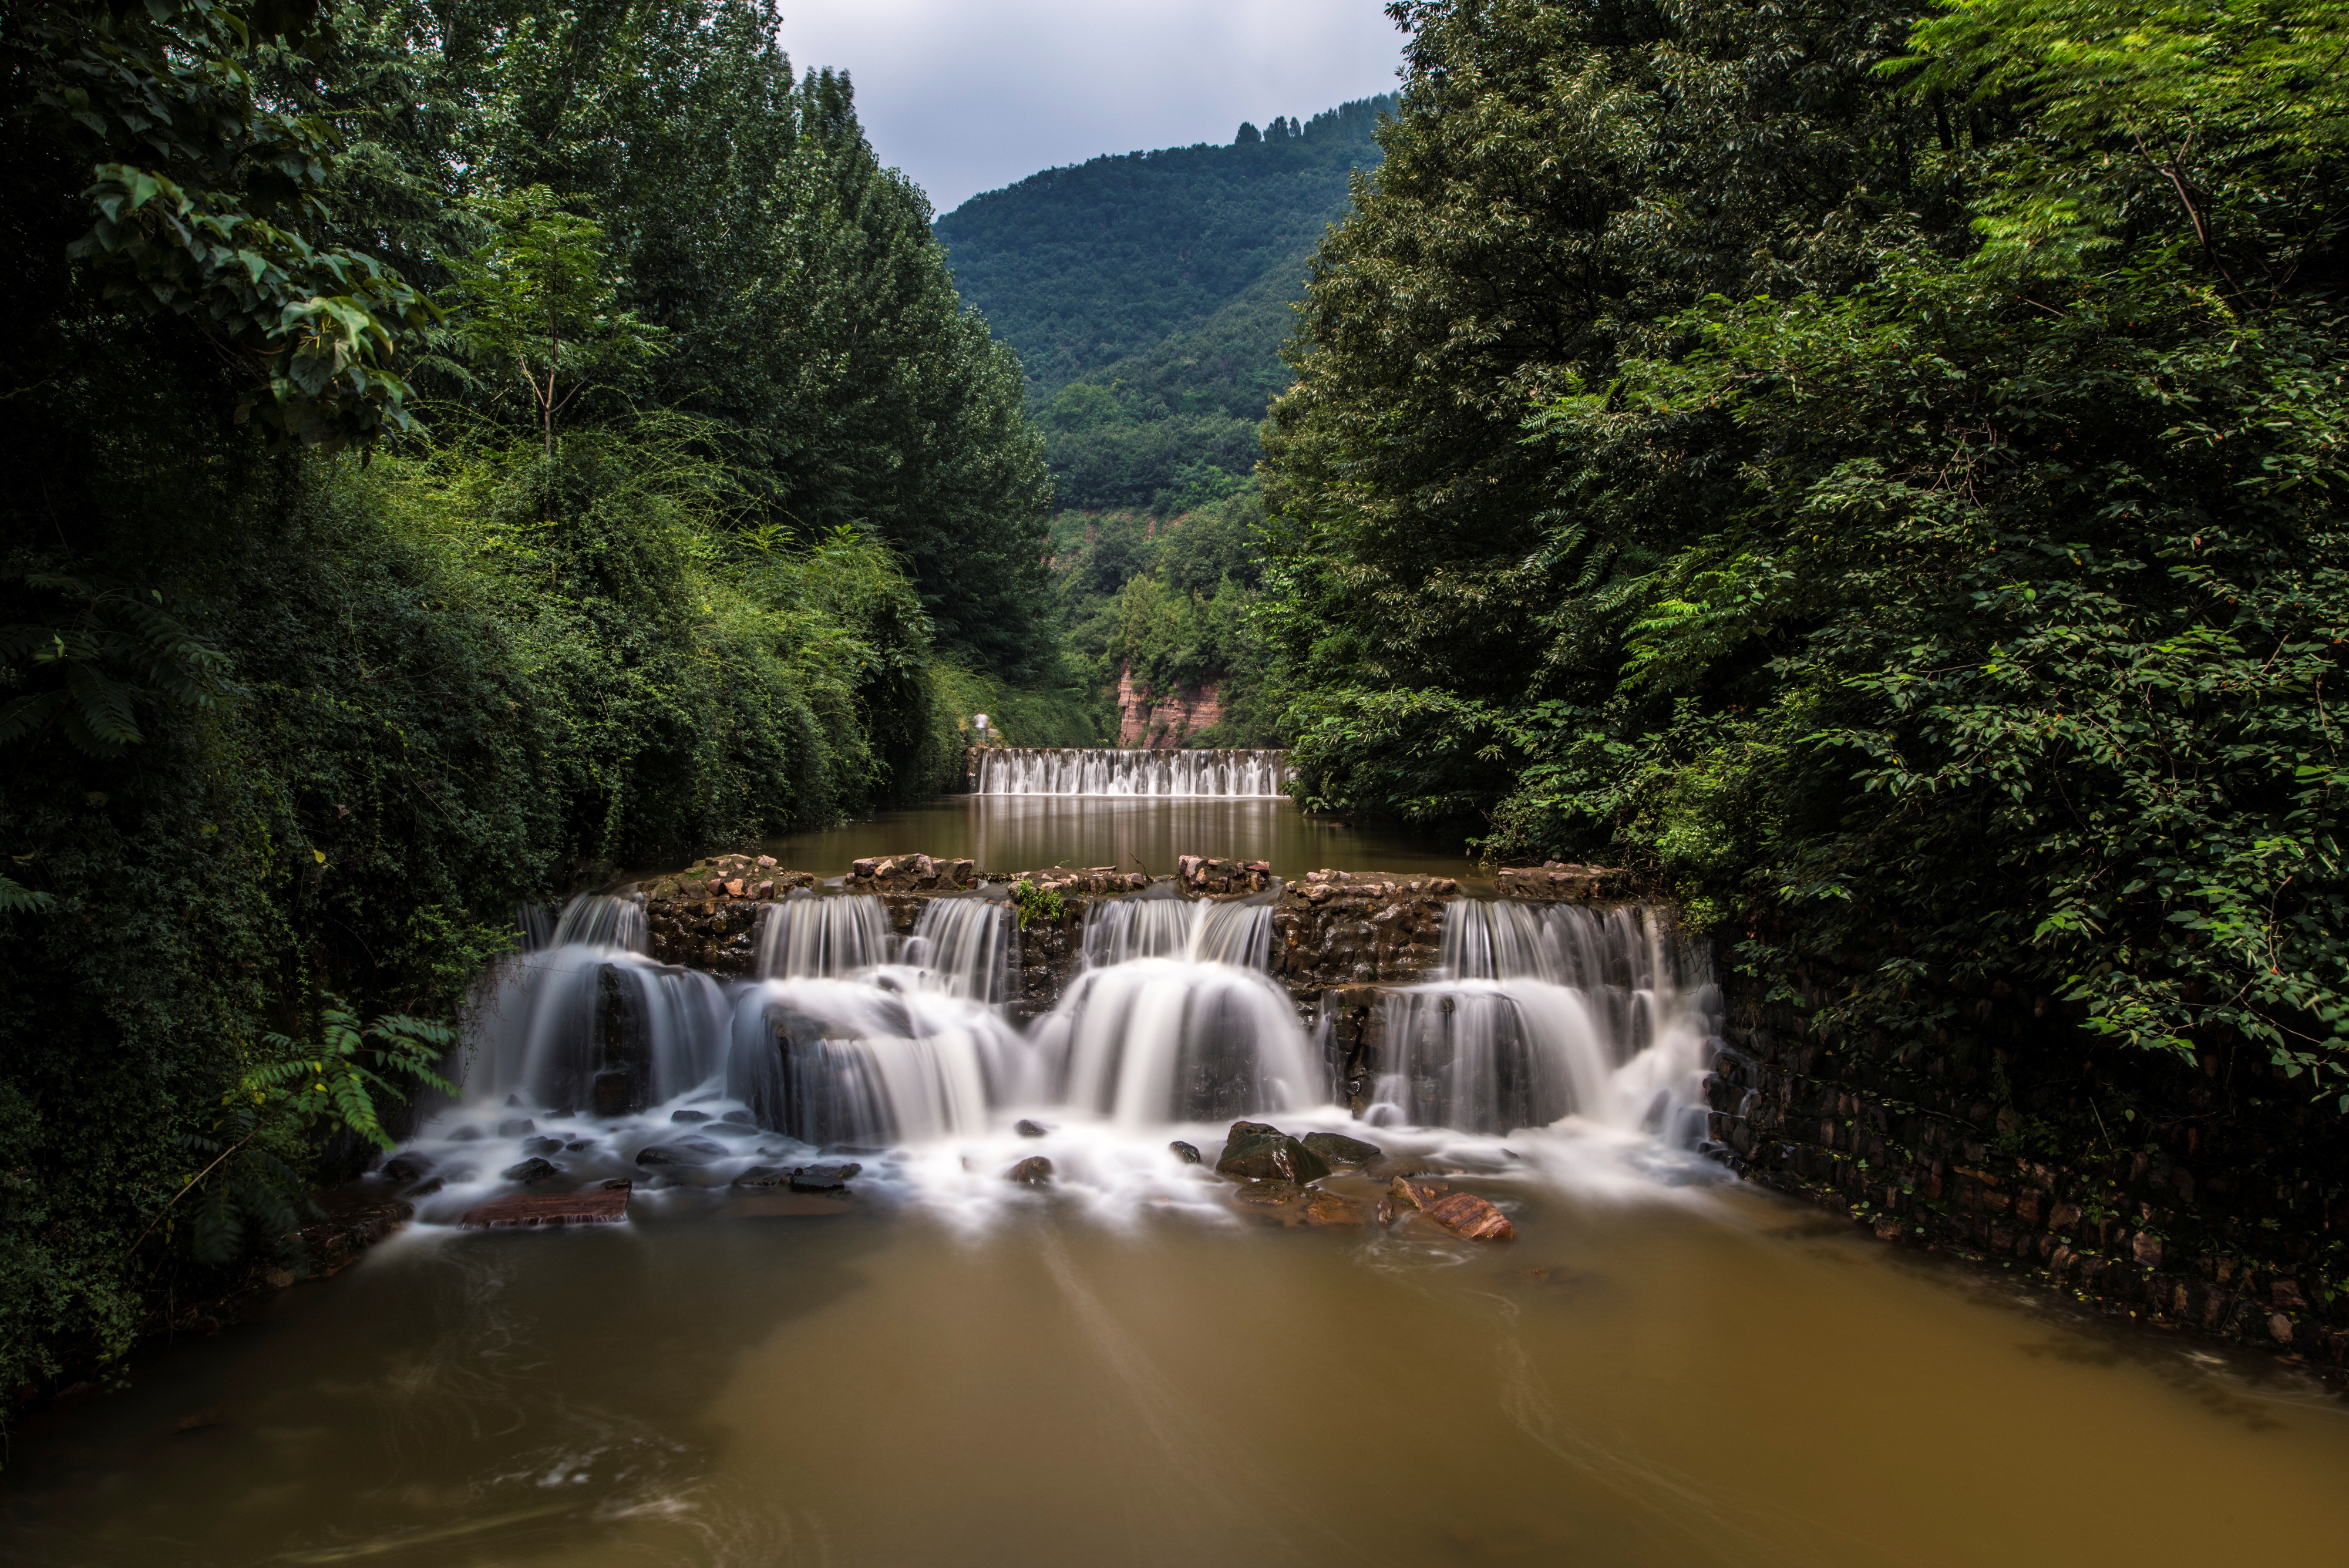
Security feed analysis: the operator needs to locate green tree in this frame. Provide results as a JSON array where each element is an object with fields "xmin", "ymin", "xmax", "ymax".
[{"xmin": 442, "ymin": 187, "xmax": 666, "ymax": 460}]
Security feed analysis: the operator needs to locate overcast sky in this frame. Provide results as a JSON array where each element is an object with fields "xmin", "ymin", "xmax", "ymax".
[{"xmin": 772, "ymin": 1, "xmax": 1408, "ymax": 217}]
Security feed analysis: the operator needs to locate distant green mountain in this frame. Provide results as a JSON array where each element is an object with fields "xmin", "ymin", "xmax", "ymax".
[{"xmin": 935, "ymin": 97, "xmax": 1394, "ymax": 512}]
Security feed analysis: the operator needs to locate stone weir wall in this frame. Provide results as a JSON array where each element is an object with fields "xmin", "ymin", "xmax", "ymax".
[
  {"xmin": 1704, "ymin": 969, "xmax": 2349, "ymax": 1370},
  {"xmin": 625, "ymin": 850, "xmax": 2343, "ymax": 1368},
  {"xmin": 632, "ymin": 852, "xmax": 1635, "ymax": 1068}
]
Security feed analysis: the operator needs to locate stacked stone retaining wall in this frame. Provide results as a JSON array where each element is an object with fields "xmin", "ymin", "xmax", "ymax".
[{"xmin": 1705, "ymin": 977, "xmax": 2349, "ymax": 1369}]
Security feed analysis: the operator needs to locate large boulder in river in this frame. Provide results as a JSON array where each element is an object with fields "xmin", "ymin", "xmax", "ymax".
[
  {"xmin": 1300, "ymin": 1132, "xmax": 1382, "ymax": 1167},
  {"xmin": 1216, "ymin": 1133, "xmax": 1331, "ymax": 1184}
]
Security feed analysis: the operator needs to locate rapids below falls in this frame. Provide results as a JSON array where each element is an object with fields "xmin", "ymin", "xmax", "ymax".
[{"xmin": 6, "ymin": 751, "xmax": 2346, "ymax": 1565}]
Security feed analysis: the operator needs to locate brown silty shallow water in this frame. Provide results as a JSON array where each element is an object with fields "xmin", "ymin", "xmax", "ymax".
[{"xmin": 6, "ymin": 788, "xmax": 2347, "ymax": 1566}]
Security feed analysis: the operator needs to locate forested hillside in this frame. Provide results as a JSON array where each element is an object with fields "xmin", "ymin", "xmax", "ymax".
[
  {"xmin": 1263, "ymin": 0, "xmax": 2347, "ymax": 1098},
  {"xmin": 0, "ymin": 0, "xmax": 1093, "ymax": 1395},
  {"xmin": 937, "ymin": 97, "xmax": 1392, "ymax": 514},
  {"xmin": 938, "ymin": 97, "xmax": 1392, "ymax": 743}
]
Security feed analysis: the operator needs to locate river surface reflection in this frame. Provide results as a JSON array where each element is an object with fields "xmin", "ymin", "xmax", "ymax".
[
  {"xmin": 4, "ymin": 1140, "xmax": 2345, "ymax": 1566},
  {"xmin": 745, "ymin": 795, "xmax": 1480, "ymax": 882}
]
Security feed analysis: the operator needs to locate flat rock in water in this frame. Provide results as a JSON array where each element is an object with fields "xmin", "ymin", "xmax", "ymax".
[
  {"xmin": 1230, "ymin": 1179, "xmax": 1313, "ymax": 1207},
  {"xmin": 1303, "ymin": 1191, "xmax": 1375, "ymax": 1226},
  {"xmin": 731, "ymin": 1165, "xmax": 789, "ymax": 1187},
  {"xmin": 731, "ymin": 1190, "xmax": 855, "ymax": 1219},
  {"xmin": 670, "ymin": 1109, "xmax": 712, "ymax": 1123},
  {"xmin": 500, "ymin": 1156, "xmax": 560, "ymax": 1182},
  {"xmin": 1006, "ymin": 1155, "xmax": 1054, "ymax": 1186},
  {"xmin": 1014, "ymin": 1119, "xmax": 1051, "ymax": 1138},
  {"xmin": 1390, "ymin": 1177, "xmax": 1513, "ymax": 1241},
  {"xmin": 788, "ymin": 1162, "xmax": 863, "ymax": 1192},
  {"xmin": 635, "ymin": 1139, "xmax": 726, "ymax": 1166},
  {"xmin": 1216, "ymin": 1133, "xmax": 1332, "ymax": 1185},
  {"xmin": 1169, "ymin": 1140, "xmax": 1202, "ymax": 1165},
  {"xmin": 1300, "ymin": 1132, "xmax": 1383, "ymax": 1167},
  {"xmin": 460, "ymin": 1186, "xmax": 630, "ymax": 1229}
]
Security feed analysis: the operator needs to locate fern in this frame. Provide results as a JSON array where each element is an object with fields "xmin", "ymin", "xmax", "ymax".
[{"xmin": 140, "ymin": 1002, "xmax": 457, "ymax": 1267}]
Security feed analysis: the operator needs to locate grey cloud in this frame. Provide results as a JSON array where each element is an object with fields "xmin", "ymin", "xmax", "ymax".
[{"xmin": 776, "ymin": 0, "xmax": 1403, "ymax": 214}]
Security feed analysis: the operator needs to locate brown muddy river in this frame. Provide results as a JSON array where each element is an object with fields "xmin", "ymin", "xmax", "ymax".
[{"xmin": 5, "ymin": 782, "xmax": 2344, "ymax": 1564}]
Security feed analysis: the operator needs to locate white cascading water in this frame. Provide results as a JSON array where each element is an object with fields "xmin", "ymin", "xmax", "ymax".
[
  {"xmin": 1035, "ymin": 891, "xmax": 1314, "ymax": 1125},
  {"xmin": 415, "ymin": 887, "xmax": 1712, "ymax": 1222},
  {"xmin": 735, "ymin": 892, "xmax": 1027, "ymax": 1137},
  {"xmin": 462, "ymin": 894, "xmax": 730, "ymax": 1113},
  {"xmin": 1367, "ymin": 900, "xmax": 1718, "ymax": 1139},
  {"xmin": 726, "ymin": 980, "xmax": 1017, "ymax": 1146},
  {"xmin": 972, "ymin": 747, "xmax": 1290, "ymax": 797},
  {"xmin": 755, "ymin": 891, "xmax": 891, "ymax": 979},
  {"xmin": 1078, "ymin": 891, "xmax": 1274, "ymax": 968}
]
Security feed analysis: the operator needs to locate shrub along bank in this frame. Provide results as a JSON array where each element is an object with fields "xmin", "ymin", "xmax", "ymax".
[
  {"xmin": 0, "ymin": 0, "xmax": 1083, "ymax": 1407},
  {"xmin": 1260, "ymin": 0, "xmax": 2348, "ymax": 1188}
]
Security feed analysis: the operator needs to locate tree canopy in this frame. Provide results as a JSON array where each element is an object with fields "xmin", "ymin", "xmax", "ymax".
[{"xmin": 1262, "ymin": 0, "xmax": 2348, "ymax": 1093}]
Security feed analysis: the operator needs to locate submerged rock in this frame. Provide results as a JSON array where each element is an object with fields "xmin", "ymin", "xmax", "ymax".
[
  {"xmin": 635, "ymin": 1139, "xmax": 726, "ymax": 1166},
  {"xmin": 497, "ymin": 1118, "xmax": 536, "ymax": 1137},
  {"xmin": 447, "ymin": 1125, "xmax": 483, "ymax": 1143},
  {"xmin": 500, "ymin": 1156, "xmax": 560, "ymax": 1182},
  {"xmin": 1303, "ymin": 1192, "xmax": 1375, "ymax": 1226},
  {"xmin": 1014, "ymin": 1119, "xmax": 1051, "ymax": 1138},
  {"xmin": 670, "ymin": 1109, "xmax": 713, "ymax": 1123},
  {"xmin": 1169, "ymin": 1140, "xmax": 1203, "ymax": 1165},
  {"xmin": 1299, "ymin": 1132, "xmax": 1383, "ymax": 1167},
  {"xmin": 401, "ymin": 1177, "xmax": 444, "ymax": 1198},
  {"xmin": 1230, "ymin": 1179, "xmax": 1313, "ymax": 1207},
  {"xmin": 461, "ymin": 1186, "xmax": 631, "ymax": 1229},
  {"xmin": 521, "ymin": 1136, "xmax": 565, "ymax": 1156},
  {"xmin": 788, "ymin": 1162, "xmax": 863, "ymax": 1192},
  {"xmin": 1006, "ymin": 1155, "xmax": 1055, "ymax": 1186},
  {"xmin": 1216, "ymin": 1133, "xmax": 1332, "ymax": 1185},
  {"xmin": 381, "ymin": 1156, "xmax": 429, "ymax": 1183},
  {"xmin": 732, "ymin": 1165, "xmax": 788, "ymax": 1187}
]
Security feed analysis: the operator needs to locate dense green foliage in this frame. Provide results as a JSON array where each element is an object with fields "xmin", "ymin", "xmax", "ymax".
[
  {"xmin": 0, "ymin": 0, "xmax": 1075, "ymax": 1401},
  {"xmin": 1050, "ymin": 493, "xmax": 1286, "ymax": 746},
  {"xmin": 1264, "ymin": 1, "xmax": 2347, "ymax": 1089},
  {"xmin": 940, "ymin": 97, "xmax": 1394, "ymax": 513}
]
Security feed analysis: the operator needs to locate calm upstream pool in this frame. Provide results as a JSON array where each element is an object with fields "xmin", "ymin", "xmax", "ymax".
[{"xmin": 4, "ymin": 778, "xmax": 2345, "ymax": 1565}]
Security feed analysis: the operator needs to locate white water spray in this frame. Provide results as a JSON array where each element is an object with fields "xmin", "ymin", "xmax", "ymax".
[
  {"xmin": 972, "ymin": 748, "xmax": 1290, "ymax": 797},
  {"xmin": 1368, "ymin": 901, "xmax": 1718, "ymax": 1138}
]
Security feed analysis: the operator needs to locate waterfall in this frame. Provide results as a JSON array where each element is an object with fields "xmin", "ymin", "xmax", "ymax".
[
  {"xmin": 438, "ymin": 887, "xmax": 1712, "ymax": 1162},
  {"xmin": 756, "ymin": 893, "xmax": 892, "ymax": 979},
  {"xmin": 972, "ymin": 747, "xmax": 1291, "ymax": 797},
  {"xmin": 725, "ymin": 979, "xmax": 1021, "ymax": 1143},
  {"xmin": 1033, "ymin": 891, "xmax": 1308, "ymax": 1124},
  {"xmin": 1079, "ymin": 894, "xmax": 1273, "ymax": 969},
  {"xmin": 1367, "ymin": 901, "xmax": 1718, "ymax": 1138},
  {"xmin": 463, "ymin": 898, "xmax": 729, "ymax": 1115},
  {"xmin": 900, "ymin": 895, "xmax": 1016, "ymax": 1004},
  {"xmin": 1038, "ymin": 960, "xmax": 1318, "ymax": 1125},
  {"xmin": 550, "ymin": 892, "xmax": 647, "ymax": 952}
]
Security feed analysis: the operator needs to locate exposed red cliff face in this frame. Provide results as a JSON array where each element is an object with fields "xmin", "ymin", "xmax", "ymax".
[{"xmin": 1116, "ymin": 662, "xmax": 1223, "ymax": 747}]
